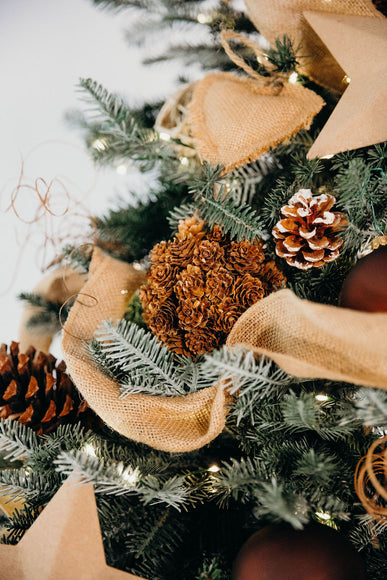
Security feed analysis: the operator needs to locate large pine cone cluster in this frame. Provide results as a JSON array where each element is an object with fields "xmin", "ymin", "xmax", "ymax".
[
  {"xmin": 272, "ymin": 189, "xmax": 347, "ymax": 270},
  {"xmin": 139, "ymin": 216, "xmax": 286, "ymax": 357},
  {"xmin": 0, "ymin": 342, "xmax": 101, "ymax": 435}
]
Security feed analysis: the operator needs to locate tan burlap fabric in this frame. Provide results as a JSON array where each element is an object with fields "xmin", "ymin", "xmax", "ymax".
[
  {"xmin": 62, "ymin": 248, "xmax": 230, "ymax": 452},
  {"xmin": 243, "ymin": 0, "xmax": 384, "ymax": 93},
  {"xmin": 188, "ymin": 71, "xmax": 324, "ymax": 172},
  {"xmin": 227, "ymin": 289, "xmax": 387, "ymax": 389},
  {"xmin": 19, "ymin": 266, "xmax": 86, "ymax": 354}
]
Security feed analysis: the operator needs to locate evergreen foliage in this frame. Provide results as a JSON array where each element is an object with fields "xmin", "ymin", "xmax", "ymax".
[
  {"xmin": 2, "ymin": 2, "xmax": 386, "ymax": 579},
  {"xmin": 190, "ymin": 164, "xmax": 265, "ymax": 242},
  {"xmin": 90, "ymin": 318, "xmax": 209, "ymax": 396},
  {"xmin": 78, "ymin": 78, "xmax": 176, "ymax": 170},
  {"xmin": 18, "ymin": 291, "xmax": 68, "ymax": 331},
  {"xmin": 94, "ymin": 179, "xmax": 188, "ymax": 262},
  {"xmin": 61, "ymin": 244, "xmax": 92, "ymax": 273}
]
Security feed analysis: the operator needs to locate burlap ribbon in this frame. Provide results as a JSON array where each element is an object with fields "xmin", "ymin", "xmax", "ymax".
[
  {"xmin": 227, "ymin": 289, "xmax": 387, "ymax": 390},
  {"xmin": 62, "ymin": 248, "xmax": 230, "ymax": 452},
  {"xmin": 187, "ymin": 31, "xmax": 324, "ymax": 172},
  {"xmin": 243, "ymin": 0, "xmax": 384, "ymax": 93}
]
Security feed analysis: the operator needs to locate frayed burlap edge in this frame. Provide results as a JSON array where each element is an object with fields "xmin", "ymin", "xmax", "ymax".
[
  {"xmin": 187, "ymin": 72, "xmax": 324, "ymax": 172},
  {"xmin": 62, "ymin": 248, "xmax": 230, "ymax": 452},
  {"xmin": 227, "ymin": 289, "xmax": 387, "ymax": 390}
]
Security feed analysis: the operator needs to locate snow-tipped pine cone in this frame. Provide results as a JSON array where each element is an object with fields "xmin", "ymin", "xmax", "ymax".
[{"xmin": 272, "ymin": 189, "xmax": 347, "ymax": 270}]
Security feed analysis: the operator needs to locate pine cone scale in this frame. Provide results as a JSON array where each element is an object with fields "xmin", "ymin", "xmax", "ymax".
[
  {"xmin": 0, "ymin": 343, "xmax": 102, "ymax": 434},
  {"xmin": 141, "ymin": 216, "xmax": 286, "ymax": 357},
  {"xmin": 273, "ymin": 189, "xmax": 347, "ymax": 269},
  {"xmin": 26, "ymin": 376, "xmax": 39, "ymax": 398}
]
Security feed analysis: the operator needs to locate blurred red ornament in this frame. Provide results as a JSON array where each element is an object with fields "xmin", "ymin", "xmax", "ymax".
[
  {"xmin": 340, "ymin": 245, "xmax": 387, "ymax": 312},
  {"xmin": 232, "ymin": 523, "xmax": 366, "ymax": 580}
]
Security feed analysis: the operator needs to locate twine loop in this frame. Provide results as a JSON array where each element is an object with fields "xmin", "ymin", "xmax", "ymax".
[
  {"xmin": 354, "ymin": 435, "xmax": 387, "ymax": 523},
  {"xmin": 220, "ymin": 30, "xmax": 287, "ymax": 93}
]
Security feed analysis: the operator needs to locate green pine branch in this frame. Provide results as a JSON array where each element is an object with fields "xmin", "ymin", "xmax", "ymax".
[
  {"xmin": 55, "ymin": 450, "xmax": 191, "ymax": 509},
  {"xmin": 282, "ymin": 391, "xmax": 361, "ymax": 442},
  {"xmin": 354, "ymin": 388, "xmax": 387, "ymax": 429},
  {"xmin": 0, "ymin": 420, "xmax": 38, "ymax": 462},
  {"xmin": 190, "ymin": 164, "xmax": 265, "ymax": 242},
  {"xmin": 78, "ymin": 78, "xmax": 175, "ymax": 170},
  {"xmin": 202, "ymin": 347, "xmax": 292, "ymax": 425},
  {"xmin": 18, "ymin": 292, "xmax": 67, "ymax": 331},
  {"xmin": 91, "ymin": 319, "xmax": 192, "ymax": 396},
  {"xmin": 28, "ymin": 423, "xmax": 90, "ymax": 474},
  {"xmin": 0, "ymin": 504, "xmax": 40, "ymax": 545},
  {"xmin": 167, "ymin": 202, "xmax": 198, "ymax": 232},
  {"xmin": 94, "ymin": 180, "xmax": 188, "ymax": 262},
  {"xmin": 0, "ymin": 468, "xmax": 61, "ymax": 503}
]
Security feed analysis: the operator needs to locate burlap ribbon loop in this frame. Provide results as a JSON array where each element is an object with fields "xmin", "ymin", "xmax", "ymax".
[
  {"xmin": 220, "ymin": 30, "xmax": 286, "ymax": 93},
  {"xmin": 62, "ymin": 249, "xmax": 230, "ymax": 452},
  {"xmin": 227, "ymin": 289, "xmax": 387, "ymax": 390}
]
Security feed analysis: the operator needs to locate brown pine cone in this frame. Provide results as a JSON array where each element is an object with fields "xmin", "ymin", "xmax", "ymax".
[
  {"xmin": 0, "ymin": 342, "xmax": 102, "ymax": 435},
  {"xmin": 272, "ymin": 189, "xmax": 347, "ymax": 270},
  {"xmin": 140, "ymin": 216, "xmax": 286, "ymax": 357}
]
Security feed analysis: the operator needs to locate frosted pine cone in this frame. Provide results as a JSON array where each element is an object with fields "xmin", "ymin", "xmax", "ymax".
[{"xmin": 272, "ymin": 190, "xmax": 347, "ymax": 270}]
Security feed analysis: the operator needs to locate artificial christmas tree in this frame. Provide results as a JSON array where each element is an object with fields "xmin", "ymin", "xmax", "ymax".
[{"xmin": 1, "ymin": 1, "xmax": 386, "ymax": 579}]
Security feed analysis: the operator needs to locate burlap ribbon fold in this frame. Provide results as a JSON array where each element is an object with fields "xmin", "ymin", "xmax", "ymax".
[
  {"xmin": 62, "ymin": 248, "xmax": 229, "ymax": 452},
  {"xmin": 227, "ymin": 289, "xmax": 387, "ymax": 390}
]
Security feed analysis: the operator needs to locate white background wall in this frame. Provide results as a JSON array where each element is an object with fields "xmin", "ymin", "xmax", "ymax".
[{"xmin": 0, "ymin": 0, "xmax": 192, "ymax": 352}]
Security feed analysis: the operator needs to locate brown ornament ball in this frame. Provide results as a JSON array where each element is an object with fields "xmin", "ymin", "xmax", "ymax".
[
  {"xmin": 232, "ymin": 523, "xmax": 366, "ymax": 580},
  {"xmin": 339, "ymin": 246, "xmax": 387, "ymax": 312}
]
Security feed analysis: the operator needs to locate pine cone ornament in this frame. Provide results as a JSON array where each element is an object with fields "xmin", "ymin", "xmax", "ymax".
[
  {"xmin": 139, "ymin": 216, "xmax": 286, "ymax": 358},
  {"xmin": 0, "ymin": 342, "xmax": 101, "ymax": 435},
  {"xmin": 272, "ymin": 189, "xmax": 347, "ymax": 270}
]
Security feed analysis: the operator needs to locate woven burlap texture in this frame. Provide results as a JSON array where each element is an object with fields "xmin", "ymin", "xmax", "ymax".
[
  {"xmin": 243, "ymin": 0, "xmax": 384, "ymax": 93},
  {"xmin": 227, "ymin": 288, "xmax": 387, "ymax": 390},
  {"xmin": 19, "ymin": 267, "xmax": 86, "ymax": 354},
  {"xmin": 62, "ymin": 248, "xmax": 230, "ymax": 452},
  {"xmin": 187, "ymin": 72, "xmax": 324, "ymax": 172}
]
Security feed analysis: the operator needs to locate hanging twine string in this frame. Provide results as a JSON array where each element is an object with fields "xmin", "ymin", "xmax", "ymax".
[
  {"xmin": 220, "ymin": 30, "xmax": 287, "ymax": 93},
  {"xmin": 354, "ymin": 435, "xmax": 387, "ymax": 524}
]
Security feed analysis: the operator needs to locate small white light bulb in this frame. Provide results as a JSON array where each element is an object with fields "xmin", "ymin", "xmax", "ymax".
[
  {"xmin": 122, "ymin": 470, "xmax": 139, "ymax": 485},
  {"xmin": 197, "ymin": 13, "xmax": 211, "ymax": 24},
  {"xmin": 315, "ymin": 394, "xmax": 329, "ymax": 402},
  {"xmin": 208, "ymin": 464, "xmax": 220, "ymax": 473},
  {"xmin": 159, "ymin": 132, "xmax": 171, "ymax": 141},
  {"xmin": 92, "ymin": 139, "xmax": 107, "ymax": 151},
  {"xmin": 116, "ymin": 164, "xmax": 127, "ymax": 175},
  {"xmin": 180, "ymin": 157, "xmax": 189, "ymax": 166},
  {"xmin": 84, "ymin": 443, "xmax": 97, "ymax": 457},
  {"xmin": 315, "ymin": 511, "xmax": 331, "ymax": 520}
]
